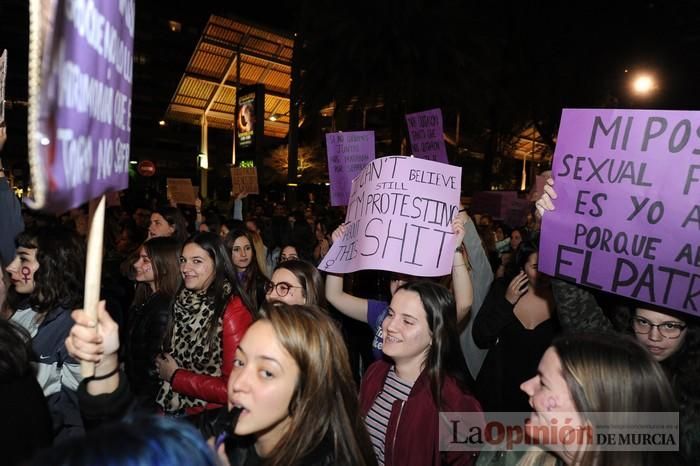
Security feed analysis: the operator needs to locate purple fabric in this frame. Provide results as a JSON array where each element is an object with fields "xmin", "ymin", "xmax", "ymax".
[
  {"xmin": 326, "ymin": 131, "xmax": 375, "ymax": 206},
  {"xmin": 34, "ymin": 0, "xmax": 134, "ymax": 213},
  {"xmin": 539, "ymin": 108, "xmax": 700, "ymax": 316},
  {"xmin": 367, "ymin": 299, "xmax": 388, "ymax": 360}
]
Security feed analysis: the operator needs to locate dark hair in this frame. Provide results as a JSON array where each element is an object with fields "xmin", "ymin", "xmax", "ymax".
[
  {"xmin": 180, "ymin": 232, "xmax": 254, "ymax": 349},
  {"xmin": 0, "ymin": 320, "xmax": 34, "ymax": 381},
  {"xmin": 253, "ymin": 303, "xmax": 377, "ymax": 466},
  {"xmin": 273, "ymin": 259, "xmax": 326, "ymax": 307},
  {"xmin": 514, "ymin": 241, "xmax": 538, "ymax": 271},
  {"xmin": 30, "ymin": 415, "xmax": 217, "ymax": 466},
  {"xmin": 14, "ymin": 226, "xmax": 85, "ymax": 314},
  {"xmin": 225, "ymin": 229, "xmax": 266, "ymax": 310},
  {"xmin": 503, "ymin": 240, "xmax": 539, "ymax": 281},
  {"xmin": 396, "ymin": 281, "xmax": 472, "ymax": 407},
  {"xmin": 153, "ymin": 206, "xmax": 189, "ymax": 244},
  {"xmin": 132, "ymin": 236, "xmax": 182, "ymax": 307}
]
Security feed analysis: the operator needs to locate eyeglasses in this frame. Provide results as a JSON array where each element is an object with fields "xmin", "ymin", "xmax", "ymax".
[
  {"xmin": 632, "ymin": 316, "xmax": 686, "ymax": 339},
  {"xmin": 279, "ymin": 254, "xmax": 298, "ymax": 262},
  {"xmin": 264, "ymin": 281, "xmax": 303, "ymax": 297}
]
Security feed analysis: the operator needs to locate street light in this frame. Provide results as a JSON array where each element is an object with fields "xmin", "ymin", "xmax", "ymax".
[{"xmin": 630, "ymin": 72, "xmax": 657, "ymax": 96}]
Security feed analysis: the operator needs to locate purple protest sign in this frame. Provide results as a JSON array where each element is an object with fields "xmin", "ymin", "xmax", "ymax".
[
  {"xmin": 0, "ymin": 49, "xmax": 6, "ymax": 125},
  {"xmin": 539, "ymin": 109, "xmax": 700, "ymax": 316},
  {"xmin": 318, "ymin": 156, "xmax": 462, "ymax": 277},
  {"xmin": 405, "ymin": 108, "xmax": 448, "ymax": 163},
  {"xmin": 28, "ymin": 0, "xmax": 135, "ymax": 212},
  {"xmin": 326, "ymin": 131, "xmax": 375, "ymax": 206}
]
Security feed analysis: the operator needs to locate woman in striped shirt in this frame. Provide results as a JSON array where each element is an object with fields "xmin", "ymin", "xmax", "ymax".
[{"xmin": 359, "ymin": 281, "xmax": 484, "ymax": 466}]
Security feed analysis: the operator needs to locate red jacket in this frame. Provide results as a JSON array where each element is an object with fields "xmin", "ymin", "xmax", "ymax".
[
  {"xmin": 360, "ymin": 360, "xmax": 483, "ymax": 466},
  {"xmin": 171, "ymin": 296, "xmax": 252, "ymax": 414}
]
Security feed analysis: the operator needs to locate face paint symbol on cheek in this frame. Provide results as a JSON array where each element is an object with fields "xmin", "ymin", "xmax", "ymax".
[
  {"xmin": 545, "ymin": 396, "xmax": 559, "ymax": 412},
  {"xmin": 21, "ymin": 266, "xmax": 32, "ymax": 284}
]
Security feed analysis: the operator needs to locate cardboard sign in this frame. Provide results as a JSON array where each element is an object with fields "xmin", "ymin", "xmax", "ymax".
[
  {"xmin": 318, "ymin": 156, "xmax": 462, "ymax": 277},
  {"xmin": 539, "ymin": 109, "xmax": 700, "ymax": 315},
  {"xmin": 0, "ymin": 49, "xmax": 6, "ymax": 125},
  {"xmin": 231, "ymin": 167, "xmax": 259, "ymax": 195},
  {"xmin": 167, "ymin": 178, "xmax": 196, "ymax": 206},
  {"xmin": 27, "ymin": 0, "xmax": 135, "ymax": 212},
  {"xmin": 405, "ymin": 108, "xmax": 448, "ymax": 163},
  {"xmin": 326, "ymin": 131, "xmax": 375, "ymax": 206}
]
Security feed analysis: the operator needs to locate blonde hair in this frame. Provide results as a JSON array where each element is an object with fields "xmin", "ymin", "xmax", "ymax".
[{"xmin": 518, "ymin": 334, "xmax": 680, "ymax": 466}]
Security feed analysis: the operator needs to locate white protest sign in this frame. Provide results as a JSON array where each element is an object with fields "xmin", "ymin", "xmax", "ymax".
[{"xmin": 319, "ymin": 156, "xmax": 462, "ymax": 277}]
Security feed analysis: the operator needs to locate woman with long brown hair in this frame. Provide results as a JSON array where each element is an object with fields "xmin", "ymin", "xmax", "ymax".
[
  {"xmin": 155, "ymin": 232, "xmax": 254, "ymax": 416},
  {"xmin": 124, "ymin": 236, "xmax": 181, "ymax": 408},
  {"xmin": 222, "ymin": 303, "xmax": 377, "ymax": 466}
]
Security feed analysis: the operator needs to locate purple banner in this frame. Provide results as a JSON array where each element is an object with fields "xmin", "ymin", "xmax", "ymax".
[
  {"xmin": 0, "ymin": 49, "xmax": 6, "ymax": 125},
  {"xmin": 540, "ymin": 109, "xmax": 700, "ymax": 316},
  {"xmin": 318, "ymin": 156, "xmax": 462, "ymax": 277},
  {"xmin": 30, "ymin": 0, "xmax": 134, "ymax": 212},
  {"xmin": 405, "ymin": 108, "xmax": 448, "ymax": 163},
  {"xmin": 326, "ymin": 131, "xmax": 375, "ymax": 206}
]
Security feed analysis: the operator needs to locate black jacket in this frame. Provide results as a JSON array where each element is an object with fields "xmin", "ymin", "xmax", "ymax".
[{"xmin": 124, "ymin": 293, "xmax": 171, "ymax": 407}]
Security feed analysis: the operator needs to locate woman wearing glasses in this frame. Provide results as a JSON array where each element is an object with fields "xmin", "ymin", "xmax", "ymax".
[
  {"xmin": 536, "ymin": 179, "xmax": 700, "ymax": 464},
  {"xmin": 264, "ymin": 259, "xmax": 326, "ymax": 307}
]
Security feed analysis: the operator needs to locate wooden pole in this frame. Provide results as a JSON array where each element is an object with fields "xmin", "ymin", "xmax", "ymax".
[{"xmin": 80, "ymin": 194, "xmax": 106, "ymax": 377}]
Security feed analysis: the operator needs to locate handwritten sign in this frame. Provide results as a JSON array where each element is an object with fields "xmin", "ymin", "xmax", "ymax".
[
  {"xmin": 167, "ymin": 178, "xmax": 196, "ymax": 206},
  {"xmin": 405, "ymin": 108, "xmax": 448, "ymax": 163},
  {"xmin": 28, "ymin": 0, "xmax": 135, "ymax": 212},
  {"xmin": 540, "ymin": 109, "xmax": 700, "ymax": 315},
  {"xmin": 231, "ymin": 167, "xmax": 259, "ymax": 195},
  {"xmin": 0, "ymin": 49, "xmax": 6, "ymax": 125},
  {"xmin": 319, "ymin": 156, "xmax": 462, "ymax": 277},
  {"xmin": 326, "ymin": 131, "xmax": 375, "ymax": 206}
]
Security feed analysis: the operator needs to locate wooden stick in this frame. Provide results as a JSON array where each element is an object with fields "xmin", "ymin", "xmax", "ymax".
[{"xmin": 80, "ymin": 194, "xmax": 106, "ymax": 377}]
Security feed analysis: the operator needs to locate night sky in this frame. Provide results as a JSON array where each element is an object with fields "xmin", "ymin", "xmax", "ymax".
[{"xmin": 1, "ymin": 0, "xmax": 699, "ymax": 175}]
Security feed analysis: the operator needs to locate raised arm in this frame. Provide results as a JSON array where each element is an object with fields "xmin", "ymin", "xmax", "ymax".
[
  {"xmin": 451, "ymin": 214, "xmax": 472, "ymax": 323},
  {"xmin": 324, "ymin": 223, "xmax": 369, "ymax": 322}
]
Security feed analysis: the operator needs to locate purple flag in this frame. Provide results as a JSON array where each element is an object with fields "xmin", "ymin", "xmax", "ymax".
[
  {"xmin": 405, "ymin": 108, "xmax": 448, "ymax": 163},
  {"xmin": 0, "ymin": 49, "xmax": 6, "ymax": 125},
  {"xmin": 326, "ymin": 131, "xmax": 375, "ymax": 206},
  {"xmin": 318, "ymin": 156, "xmax": 462, "ymax": 277},
  {"xmin": 28, "ymin": 0, "xmax": 135, "ymax": 212},
  {"xmin": 539, "ymin": 109, "xmax": 700, "ymax": 316}
]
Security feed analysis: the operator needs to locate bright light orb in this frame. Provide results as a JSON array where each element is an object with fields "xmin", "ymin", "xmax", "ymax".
[{"xmin": 632, "ymin": 74, "xmax": 656, "ymax": 95}]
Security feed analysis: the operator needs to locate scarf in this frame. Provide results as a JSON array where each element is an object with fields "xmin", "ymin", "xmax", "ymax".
[{"xmin": 155, "ymin": 282, "xmax": 231, "ymax": 414}]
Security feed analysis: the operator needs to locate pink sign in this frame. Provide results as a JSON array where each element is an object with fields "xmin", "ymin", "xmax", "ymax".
[
  {"xmin": 405, "ymin": 108, "xmax": 448, "ymax": 163},
  {"xmin": 539, "ymin": 108, "xmax": 700, "ymax": 316},
  {"xmin": 326, "ymin": 131, "xmax": 375, "ymax": 206},
  {"xmin": 319, "ymin": 156, "xmax": 462, "ymax": 277}
]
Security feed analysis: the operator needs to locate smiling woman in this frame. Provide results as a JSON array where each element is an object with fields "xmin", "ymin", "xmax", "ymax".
[
  {"xmin": 359, "ymin": 281, "xmax": 483, "ymax": 466},
  {"xmin": 155, "ymin": 232, "xmax": 255, "ymax": 416}
]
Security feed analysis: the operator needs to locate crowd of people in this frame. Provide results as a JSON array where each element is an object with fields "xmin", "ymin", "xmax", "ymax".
[{"xmin": 0, "ymin": 153, "xmax": 698, "ymax": 465}]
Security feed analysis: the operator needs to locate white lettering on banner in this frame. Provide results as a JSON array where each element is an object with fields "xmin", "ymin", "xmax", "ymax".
[
  {"xmin": 96, "ymin": 138, "xmax": 113, "ymax": 180},
  {"xmin": 59, "ymin": 56, "xmax": 114, "ymax": 125},
  {"xmin": 57, "ymin": 128, "xmax": 93, "ymax": 188},
  {"xmin": 64, "ymin": 0, "xmax": 133, "ymax": 84},
  {"xmin": 118, "ymin": 0, "xmax": 135, "ymax": 38},
  {"xmin": 114, "ymin": 137, "xmax": 130, "ymax": 173}
]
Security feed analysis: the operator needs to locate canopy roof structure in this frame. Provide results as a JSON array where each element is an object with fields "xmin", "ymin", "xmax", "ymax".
[{"xmin": 164, "ymin": 15, "xmax": 294, "ymax": 139}]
